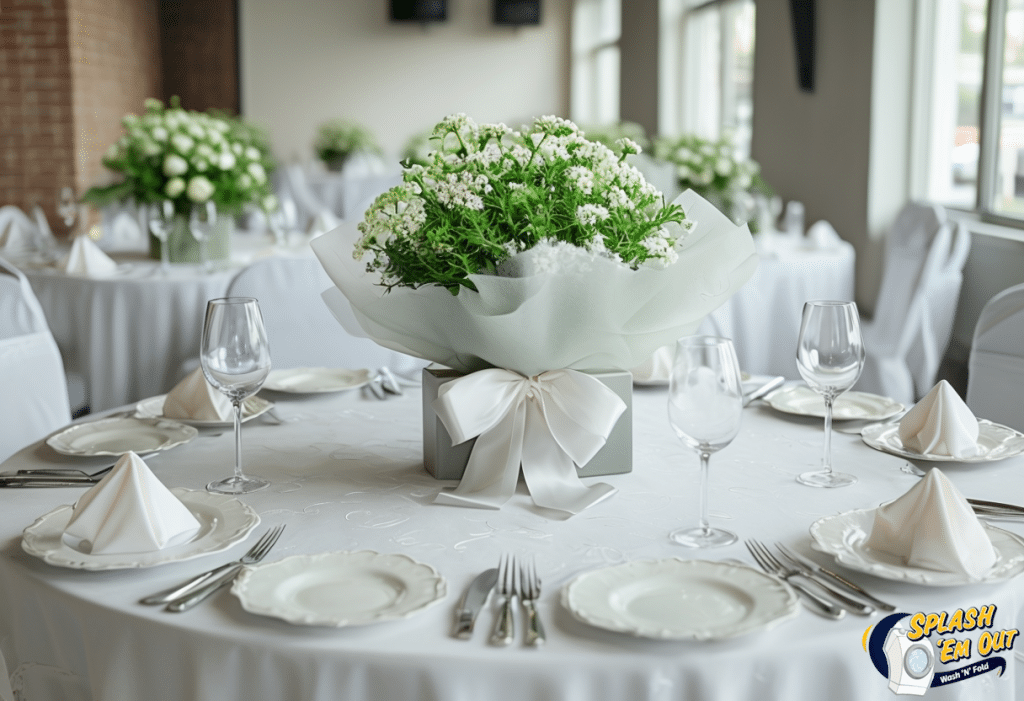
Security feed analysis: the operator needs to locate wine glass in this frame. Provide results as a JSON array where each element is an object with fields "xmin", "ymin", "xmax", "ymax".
[
  {"xmin": 147, "ymin": 200, "xmax": 175, "ymax": 275},
  {"xmin": 667, "ymin": 336, "xmax": 744, "ymax": 548},
  {"xmin": 57, "ymin": 186, "xmax": 78, "ymax": 234},
  {"xmin": 189, "ymin": 201, "xmax": 216, "ymax": 273},
  {"xmin": 200, "ymin": 297, "xmax": 272, "ymax": 494},
  {"xmin": 795, "ymin": 300, "xmax": 865, "ymax": 488}
]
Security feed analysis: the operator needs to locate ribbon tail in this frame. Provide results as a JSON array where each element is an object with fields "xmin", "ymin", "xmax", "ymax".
[
  {"xmin": 520, "ymin": 399, "xmax": 617, "ymax": 515},
  {"xmin": 434, "ymin": 402, "xmax": 526, "ymax": 510}
]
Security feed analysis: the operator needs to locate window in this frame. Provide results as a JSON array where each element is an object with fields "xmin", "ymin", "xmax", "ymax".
[
  {"xmin": 917, "ymin": 0, "xmax": 1024, "ymax": 224},
  {"xmin": 570, "ymin": 0, "xmax": 621, "ymax": 126},
  {"xmin": 660, "ymin": 0, "xmax": 756, "ymax": 157}
]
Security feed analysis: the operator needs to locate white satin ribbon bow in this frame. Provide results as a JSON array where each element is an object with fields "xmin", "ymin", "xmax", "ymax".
[{"xmin": 432, "ymin": 368, "xmax": 625, "ymax": 515}]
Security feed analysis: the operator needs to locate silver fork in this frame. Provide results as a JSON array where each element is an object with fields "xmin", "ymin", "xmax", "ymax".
[
  {"xmin": 140, "ymin": 525, "xmax": 285, "ymax": 607},
  {"xmin": 745, "ymin": 540, "xmax": 846, "ymax": 619},
  {"xmin": 519, "ymin": 558, "xmax": 545, "ymax": 647},
  {"xmin": 490, "ymin": 555, "xmax": 516, "ymax": 646}
]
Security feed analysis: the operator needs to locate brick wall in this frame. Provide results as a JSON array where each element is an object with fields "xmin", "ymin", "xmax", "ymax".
[
  {"xmin": 0, "ymin": 0, "xmax": 75, "ymax": 235},
  {"xmin": 68, "ymin": 0, "xmax": 161, "ymax": 214}
]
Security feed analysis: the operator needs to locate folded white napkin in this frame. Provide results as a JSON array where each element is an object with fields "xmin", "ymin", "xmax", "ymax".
[
  {"xmin": 162, "ymin": 367, "xmax": 233, "ymax": 421},
  {"xmin": 59, "ymin": 235, "xmax": 118, "ymax": 277},
  {"xmin": 103, "ymin": 211, "xmax": 145, "ymax": 251},
  {"xmin": 631, "ymin": 345, "xmax": 674, "ymax": 384},
  {"xmin": 898, "ymin": 380, "xmax": 980, "ymax": 458},
  {"xmin": 0, "ymin": 206, "xmax": 37, "ymax": 253},
  {"xmin": 805, "ymin": 220, "xmax": 843, "ymax": 249},
  {"xmin": 64, "ymin": 451, "xmax": 201, "ymax": 555},
  {"xmin": 865, "ymin": 468, "xmax": 996, "ymax": 579}
]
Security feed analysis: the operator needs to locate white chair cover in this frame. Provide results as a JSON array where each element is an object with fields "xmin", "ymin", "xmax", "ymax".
[
  {"xmin": 226, "ymin": 257, "xmax": 427, "ymax": 375},
  {"xmin": 966, "ymin": 282, "xmax": 1024, "ymax": 431},
  {"xmin": 0, "ymin": 256, "xmax": 70, "ymax": 462},
  {"xmin": 857, "ymin": 202, "xmax": 971, "ymax": 404}
]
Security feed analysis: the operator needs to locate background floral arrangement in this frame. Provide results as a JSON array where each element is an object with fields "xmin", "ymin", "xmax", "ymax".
[
  {"xmin": 400, "ymin": 129, "xmax": 434, "ymax": 167},
  {"xmin": 652, "ymin": 133, "xmax": 772, "ymax": 225},
  {"xmin": 355, "ymin": 114, "xmax": 691, "ymax": 293},
  {"xmin": 82, "ymin": 97, "xmax": 276, "ymax": 216},
  {"xmin": 578, "ymin": 121, "xmax": 651, "ymax": 156},
  {"xmin": 314, "ymin": 118, "xmax": 383, "ymax": 170}
]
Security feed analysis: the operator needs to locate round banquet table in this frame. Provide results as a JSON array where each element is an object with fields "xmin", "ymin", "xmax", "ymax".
[
  {"xmin": 703, "ymin": 232, "xmax": 856, "ymax": 379},
  {"xmin": 1, "ymin": 385, "xmax": 1023, "ymax": 701},
  {"xmin": 9, "ymin": 235, "xmax": 313, "ymax": 413}
]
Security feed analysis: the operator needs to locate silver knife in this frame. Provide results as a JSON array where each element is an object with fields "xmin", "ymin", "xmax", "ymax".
[
  {"xmin": 742, "ymin": 376, "xmax": 785, "ymax": 407},
  {"xmin": 776, "ymin": 544, "xmax": 896, "ymax": 612},
  {"xmin": 454, "ymin": 568, "xmax": 498, "ymax": 639},
  {"xmin": 0, "ymin": 476, "xmax": 100, "ymax": 488}
]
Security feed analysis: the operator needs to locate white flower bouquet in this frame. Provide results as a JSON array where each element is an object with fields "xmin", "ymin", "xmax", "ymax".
[
  {"xmin": 653, "ymin": 133, "xmax": 771, "ymax": 226},
  {"xmin": 312, "ymin": 114, "xmax": 757, "ymax": 514}
]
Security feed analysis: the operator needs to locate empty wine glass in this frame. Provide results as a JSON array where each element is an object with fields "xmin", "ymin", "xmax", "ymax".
[
  {"xmin": 57, "ymin": 186, "xmax": 78, "ymax": 234},
  {"xmin": 200, "ymin": 297, "xmax": 272, "ymax": 494},
  {"xmin": 668, "ymin": 336, "xmax": 744, "ymax": 548},
  {"xmin": 147, "ymin": 200, "xmax": 175, "ymax": 275},
  {"xmin": 795, "ymin": 300, "xmax": 865, "ymax": 488},
  {"xmin": 189, "ymin": 201, "xmax": 216, "ymax": 273}
]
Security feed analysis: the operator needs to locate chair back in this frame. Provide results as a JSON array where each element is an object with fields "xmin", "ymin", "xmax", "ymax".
[
  {"xmin": 967, "ymin": 282, "xmax": 1024, "ymax": 431},
  {"xmin": 0, "ymin": 257, "xmax": 70, "ymax": 461},
  {"xmin": 226, "ymin": 257, "xmax": 425, "ymax": 373}
]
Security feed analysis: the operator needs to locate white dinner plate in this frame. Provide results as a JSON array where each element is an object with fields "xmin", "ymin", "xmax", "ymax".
[
  {"xmin": 860, "ymin": 420, "xmax": 1024, "ymax": 463},
  {"xmin": 232, "ymin": 550, "xmax": 447, "ymax": 627},
  {"xmin": 809, "ymin": 508, "xmax": 1024, "ymax": 586},
  {"xmin": 262, "ymin": 367, "xmax": 372, "ymax": 394},
  {"xmin": 561, "ymin": 559, "xmax": 799, "ymax": 641},
  {"xmin": 763, "ymin": 384, "xmax": 905, "ymax": 420},
  {"xmin": 134, "ymin": 395, "xmax": 275, "ymax": 427},
  {"xmin": 46, "ymin": 416, "xmax": 197, "ymax": 457},
  {"xmin": 21, "ymin": 489, "xmax": 260, "ymax": 570}
]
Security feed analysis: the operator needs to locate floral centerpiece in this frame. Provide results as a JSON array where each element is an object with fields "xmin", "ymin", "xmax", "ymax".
[
  {"xmin": 578, "ymin": 121, "xmax": 651, "ymax": 156},
  {"xmin": 312, "ymin": 114, "xmax": 757, "ymax": 515},
  {"xmin": 314, "ymin": 119, "xmax": 383, "ymax": 172},
  {"xmin": 653, "ymin": 133, "xmax": 771, "ymax": 228},
  {"xmin": 83, "ymin": 97, "xmax": 276, "ymax": 263}
]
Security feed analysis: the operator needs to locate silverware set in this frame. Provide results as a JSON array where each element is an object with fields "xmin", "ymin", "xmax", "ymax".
[
  {"xmin": 0, "ymin": 463, "xmax": 115, "ymax": 488},
  {"xmin": 969, "ymin": 498, "xmax": 1024, "ymax": 520},
  {"xmin": 455, "ymin": 555, "xmax": 545, "ymax": 646},
  {"xmin": 745, "ymin": 539, "xmax": 896, "ymax": 620},
  {"xmin": 140, "ymin": 525, "xmax": 285, "ymax": 612}
]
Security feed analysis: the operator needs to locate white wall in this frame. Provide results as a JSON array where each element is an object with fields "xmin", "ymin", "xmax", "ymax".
[{"xmin": 239, "ymin": 0, "xmax": 571, "ymax": 163}]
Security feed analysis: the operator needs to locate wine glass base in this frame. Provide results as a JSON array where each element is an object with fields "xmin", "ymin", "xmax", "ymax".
[
  {"xmin": 207, "ymin": 475, "xmax": 270, "ymax": 495},
  {"xmin": 670, "ymin": 526, "xmax": 738, "ymax": 549},
  {"xmin": 797, "ymin": 470, "xmax": 857, "ymax": 488}
]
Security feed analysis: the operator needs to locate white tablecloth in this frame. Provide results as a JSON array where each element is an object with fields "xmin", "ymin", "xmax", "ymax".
[
  {"xmin": 703, "ymin": 233, "xmax": 856, "ymax": 379},
  {"xmin": 11, "ymin": 235, "xmax": 313, "ymax": 413},
  {"xmin": 0, "ymin": 386, "xmax": 1021, "ymax": 701}
]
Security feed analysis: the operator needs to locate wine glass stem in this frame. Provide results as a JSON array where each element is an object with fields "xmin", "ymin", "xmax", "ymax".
[
  {"xmin": 822, "ymin": 395, "xmax": 834, "ymax": 475},
  {"xmin": 698, "ymin": 450, "xmax": 712, "ymax": 537},
  {"xmin": 160, "ymin": 238, "xmax": 170, "ymax": 274},
  {"xmin": 200, "ymin": 238, "xmax": 209, "ymax": 273},
  {"xmin": 232, "ymin": 399, "xmax": 244, "ymax": 482}
]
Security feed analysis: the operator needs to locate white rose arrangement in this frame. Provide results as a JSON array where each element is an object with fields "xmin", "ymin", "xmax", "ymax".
[{"xmin": 83, "ymin": 97, "xmax": 276, "ymax": 217}]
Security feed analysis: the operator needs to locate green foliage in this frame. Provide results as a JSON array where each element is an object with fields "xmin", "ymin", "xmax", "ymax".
[{"xmin": 314, "ymin": 119, "xmax": 383, "ymax": 166}]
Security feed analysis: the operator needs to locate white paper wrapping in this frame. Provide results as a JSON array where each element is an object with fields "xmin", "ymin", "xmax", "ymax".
[
  {"xmin": 162, "ymin": 367, "xmax": 234, "ymax": 421},
  {"xmin": 59, "ymin": 236, "xmax": 118, "ymax": 278},
  {"xmin": 63, "ymin": 451, "xmax": 200, "ymax": 555},
  {"xmin": 865, "ymin": 468, "xmax": 996, "ymax": 579},
  {"xmin": 311, "ymin": 190, "xmax": 758, "ymax": 376},
  {"xmin": 898, "ymin": 379, "xmax": 980, "ymax": 458}
]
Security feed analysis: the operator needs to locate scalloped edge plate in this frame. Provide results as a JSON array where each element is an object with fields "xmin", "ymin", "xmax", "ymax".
[
  {"xmin": 262, "ymin": 368, "xmax": 371, "ymax": 394},
  {"xmin": 21, "ymin": 488, "xmax": 260, "ymax": 570},
  {"xmin": 764, "ymin": 385, "xmax": 905, "ymax": 420},
  {"xmin": 46, "ymin": 416, "xmax": 197, "ymax": 457},
  {"xmin": 232, "ymin": 550, "xmax": 447, "ymax": 627},
  {"xmin": 809, "ymin": 508, "xmax": 1024, "ymax": 586},
  {"xmin": 860, "ymin": 419, "xmax": 1024, "ymax": 463},
  {"xmin": 135, "ymin": 395, "xmax": 274, "ymax": 427},
  {"xmin": 561, "ymin": 559, "xmax": 799, "ymax": 641}
]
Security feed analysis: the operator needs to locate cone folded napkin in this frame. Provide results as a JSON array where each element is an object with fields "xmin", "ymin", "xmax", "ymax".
[
  {"xmin": 163, "ymin": 367, "xmax": 233, "ymax": 421},
  {"xmin": 59, "ymin": 235, "xmax": 118, "ymax": 278},
  {"xmin": 64, "ymin": 451, "xmax": 201, "ymax": 554},
  {"xmin": 898, "ymin": 380, "xmax": 980, "ymax": 458},
  {"xmin": 865, "ymin": 468, "xmax": 997, "ymax": 579}
]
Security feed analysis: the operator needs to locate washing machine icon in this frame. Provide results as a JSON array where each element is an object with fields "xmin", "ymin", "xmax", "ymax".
[{"xmin": 883, "ymin": 625, "xmax": 936, "ymax": 695}]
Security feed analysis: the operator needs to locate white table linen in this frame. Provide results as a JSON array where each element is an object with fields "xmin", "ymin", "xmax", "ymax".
[
  {"xmin": 1, "ymin": 387, "xmax": 1022, "ymax": 701},
  {"xmin": 9, "ymin": 236, "xmax": 313, "ymax": 412},
  {"xmin": 702, "ymin": 232, "xmax": 856, "ymax": 379}
]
